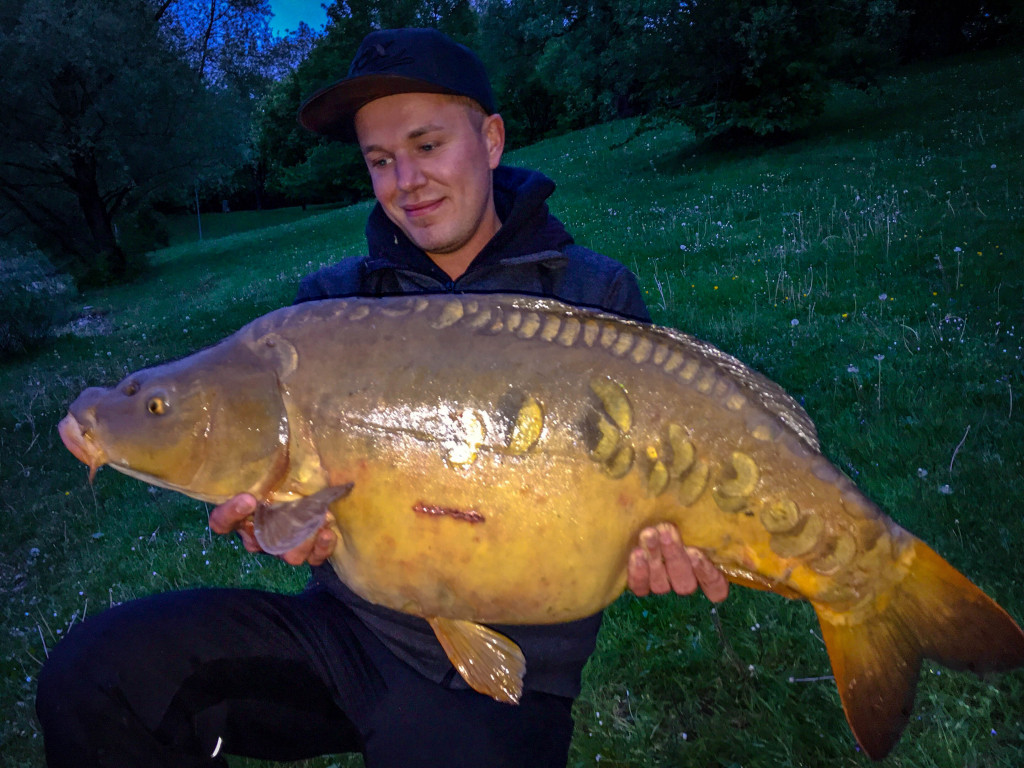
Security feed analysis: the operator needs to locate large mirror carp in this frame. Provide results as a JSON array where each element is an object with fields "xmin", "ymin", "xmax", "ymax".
[{"xmin": 58, "ymin": 293, "xmax": 1024, "ymax": 759}]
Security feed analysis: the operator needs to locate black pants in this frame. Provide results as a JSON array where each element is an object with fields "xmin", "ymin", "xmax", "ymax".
[{"xmin": 36, "ymin": 587, "xmax": 575, "ymax": 767}]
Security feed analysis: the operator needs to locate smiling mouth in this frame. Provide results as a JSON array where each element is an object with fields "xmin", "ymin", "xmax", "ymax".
[{"xmin": 403, "ymin": 199, "xmax": 444, "ymax": 218}]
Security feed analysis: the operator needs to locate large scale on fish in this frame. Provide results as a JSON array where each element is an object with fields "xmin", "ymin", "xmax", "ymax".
[{"xmin": 59, "ymin": 293, "xmax": 1024, "ymax": 759}]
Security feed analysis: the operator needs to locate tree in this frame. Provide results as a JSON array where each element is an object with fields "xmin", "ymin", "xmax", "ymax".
[
  {"xmin": 666, "ymin": 0, "xmax": 899, "ymax": 142},
  {"xmin": 0, "ymin": 0, "xmax": 248, "ymax": 281}
]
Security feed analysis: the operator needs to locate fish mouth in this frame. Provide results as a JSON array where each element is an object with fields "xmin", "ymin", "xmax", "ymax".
[{"xmin": 58, "ymin": 413, "xmax": 107, "ymax": 482}]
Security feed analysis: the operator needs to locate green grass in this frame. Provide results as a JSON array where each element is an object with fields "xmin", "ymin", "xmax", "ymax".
[
  {"xmin": 163, "ymin": 203, "xmax": 354, "ymax": 246},
  {"xmin": 2, "ymin": 47, "xmax": 1023, "ymax": 766}
]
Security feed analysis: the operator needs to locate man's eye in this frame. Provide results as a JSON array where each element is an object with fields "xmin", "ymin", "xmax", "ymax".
[
  {"xmin": 370, "ymin": 157, "xmax": 390, "ymax": 168},
  {"xmin": 419, "ymin": 143, "xmax": 436, "ymax": 152}
]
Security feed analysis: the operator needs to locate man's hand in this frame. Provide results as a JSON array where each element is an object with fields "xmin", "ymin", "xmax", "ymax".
[
  {"xmin": 627, "ymin": 522, "xmax": 728, "ymax": 603},
  {"xmin": 208, "ymin": 493, "xmax": 337, "ymax": 567}
]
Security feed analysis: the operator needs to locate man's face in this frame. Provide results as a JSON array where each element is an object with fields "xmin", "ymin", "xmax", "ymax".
[{"xmin": 354, "ymin": 92, "xmax": 505, "ymax": 278}]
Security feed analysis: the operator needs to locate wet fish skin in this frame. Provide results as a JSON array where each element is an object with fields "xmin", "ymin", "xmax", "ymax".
[{"xmin": 58, "ymin": 293, "xmax": 1024, "ymax": 760}]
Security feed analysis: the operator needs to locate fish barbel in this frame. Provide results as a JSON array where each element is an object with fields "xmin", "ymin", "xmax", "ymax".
[{"xmin": 58, "ymin": 293, "xmax": 1024, "ymax": 759}]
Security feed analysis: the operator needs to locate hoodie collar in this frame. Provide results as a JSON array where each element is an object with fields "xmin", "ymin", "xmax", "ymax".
[{"xmin": 363, "ymin": 165, "xmax": 574, "ymax": 281}]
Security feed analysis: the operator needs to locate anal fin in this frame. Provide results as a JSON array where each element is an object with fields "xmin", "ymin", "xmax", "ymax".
[
  {"xmin": 428, "ymin": 617, "xmax": 526, "ymax": 705},
  {"xmin": 718, "ymin": 563, "xmax": 803, "ymax": 600},
  {"xmin": 251, "ymin": 484, "xmax": 353, "ymax": 555}
]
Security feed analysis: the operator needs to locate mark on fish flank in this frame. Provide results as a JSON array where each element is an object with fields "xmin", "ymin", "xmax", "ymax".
[
  {"xmin": 663, "ymin": 350, "xmax": 685, "ymax": 373},
  {"xmin": 762, "ymin": 499, "xmax": 802, "ymax": 533},
  {"xmin": 378, "ymin": 295, "xmax": 428, "ymax": 318},
  {"xmin": 555, "ymin": 316, "xmax": 580, "ymax": 346},
  {"xmin": 610, "ymin": 331, "xmax": 635, "ymax": 358},
  {"xmin": 347, "ymin": 303, "xmax": 372, "ymax": 321},
  {"xmin": 462, "ymin": 304, "xmax": 496, "ymax": 330},
  {"xmin": 677, "ymin": 459, "xmax": 709, "ymax": 506},
  {"xmin": 589, "ymin": 376, "xmax": 632, "ymax": 432},
  {"xmin": 599, "ymin": 323, "xmax": 618, "ymax": 350},
  {"xmin": 630, "ymin": 335, "xmax": 653, "ymax": 364},
  {"xmin": 516, "ymin": 311, "xmax": 542, "ymax": 339},
  {"xmin": 505, "ymin": 309, "xmax": 523, "ymax": 334},
  {"xmin": 539, "ymin": 313, "xmax": 562, "ymax": 342},
  {"xmin": 496, "ymin": 390, "xmax": 544, "ymax": 455},
  {"xmin": 651, "ymin": 342, "xmax": 670, "ymax": 366},
  {"xmin": 770, "ymin": 514, "xmax": 825, "ymax": 558},
  {"xmin": 810, "ymin": 531, "xmax": 858, "ymax": 575},
  {"xmin": 748, "ymin": 413, "xmax": 783, "ymax": 443},
  {"xmin": 414, "ymin": 502, "xmax": 485, "ymax": 524},
  {"xmin": 582, "ymin": 376, "xmax": 638, "ymax": 478},
  {"xmin": 605, "ymin": 443, "xmax": 635, "ymax": 479},
  {"xmin": 644, "ymin": 445, "xmax": 669, "ymax": 496},
  {"xmin": 431, "ymin": 299, "xmax": 465, "ymax": 329},
  {"xmin": 713, "ymin": 452, "xmax": 760, "ymax": 513}
]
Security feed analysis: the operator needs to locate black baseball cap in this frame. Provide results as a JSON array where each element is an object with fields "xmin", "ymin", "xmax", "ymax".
[{"xmin": 298, "ymin": 28, "xmax": 496, "ymax": 141}]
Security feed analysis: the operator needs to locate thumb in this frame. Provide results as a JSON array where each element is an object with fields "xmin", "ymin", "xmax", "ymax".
[{"xmin": 209, "ymin": 493, "xmax": 258, "ymax": 534}]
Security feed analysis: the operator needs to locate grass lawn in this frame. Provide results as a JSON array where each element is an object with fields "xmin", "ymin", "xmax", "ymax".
[{"xmin": 2, "ymin": 47, "xmax": 1022, "ymax": 766}]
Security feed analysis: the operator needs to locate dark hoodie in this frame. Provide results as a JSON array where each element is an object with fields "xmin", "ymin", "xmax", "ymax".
[{"xmin": 297, "ymin": 165, "xmax": 649, "ymax": 699}]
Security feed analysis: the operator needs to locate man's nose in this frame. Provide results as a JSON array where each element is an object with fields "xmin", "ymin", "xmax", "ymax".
[{"xmin": 395, "ymin": 156, "xmax": 426, "ymax": 191}]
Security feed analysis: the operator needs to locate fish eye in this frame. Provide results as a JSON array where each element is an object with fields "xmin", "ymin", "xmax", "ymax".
[{"xmin": 147, "ymin": 397, "xmax": 167, "ymax": 415}]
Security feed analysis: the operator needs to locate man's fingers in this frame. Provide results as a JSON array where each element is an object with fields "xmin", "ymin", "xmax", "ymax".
[
  {"xmin": 659, "ymin": 523, "xmax": 698, "ymax": 596},
  {"xmin": 640, "ymin": 527, "xmax": 671, "ymax": 594},
  {"xmin": 627, "ymin": 548, "xmax": 652, "ymax": 597},
  {"xmin": 237, "ymin": 519, "xmax": 264, "ymax": 553},
  {"xmin": 208, "ymin": 493, "xmax": 257, "ymax": 535},
  {"xmin": 281, "ymin": 537, "xmax": 315, "ymax": 566},
  {"xmin": 305, "ymin": 527, "xmax": 337, "ymax": 567},
  {"xmin": 688, "ymin": 546, "xmax": 729, "ymax": 603}
]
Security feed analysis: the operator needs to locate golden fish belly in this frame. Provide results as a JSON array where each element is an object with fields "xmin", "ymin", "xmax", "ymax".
[{"xmin": 325, "ymin": 446, "xmax": 644, "ymax": 623}]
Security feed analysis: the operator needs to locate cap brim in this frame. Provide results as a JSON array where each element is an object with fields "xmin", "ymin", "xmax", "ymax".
[{"xmin": 298, "ymin": 74, "xmax": 461, "ymax": 140}]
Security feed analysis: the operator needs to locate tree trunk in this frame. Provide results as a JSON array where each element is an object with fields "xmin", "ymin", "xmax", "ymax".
[{"xmin": 71, "ymin": 151, "xmax": 127, "ymax": 278}]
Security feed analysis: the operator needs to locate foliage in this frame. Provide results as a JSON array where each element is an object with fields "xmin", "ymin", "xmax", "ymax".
[
  {"xmin": 249, "ymin": 0, "xmax": 1023, "ymax": 189},
  {"xmin": 894, "ymin": 0, "xmax": 1021, "ymax": 60},
  {"xmin": 157, "ymin": 0, "xmax": 275, "ymax": 90},
  {"xmin": 0, "ymin": 0, "xmax": 248, "ymax": 283},
  {"xmin": 662, "ymin": 0, "xmax": 900, "ymax": 142},
  {"xmin": 474, "ymin": 0, "xmax": 904, "ymax": 147},
  {"xmin": 0, "ymin": 242, "xmax": 75, "ymax": 358},
  {"xmin": 269, "ymin": 142, "xmax": 371, "ymax": 206}
]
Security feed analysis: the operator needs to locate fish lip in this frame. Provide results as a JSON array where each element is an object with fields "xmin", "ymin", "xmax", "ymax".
[{"xmin": 58, "ymin": 413, "xmax": 107, "ymax": 482}]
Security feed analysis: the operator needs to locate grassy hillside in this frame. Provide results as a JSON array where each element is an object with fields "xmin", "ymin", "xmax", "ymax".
[{"xmin": 2, "ymin": 47, "xmax": 1022, "ymax": 766}]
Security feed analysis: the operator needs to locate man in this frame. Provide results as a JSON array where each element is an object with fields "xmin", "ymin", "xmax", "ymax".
[{"xmin": 37, "ymin": 28, "xmax": 727, "ymax": 767}]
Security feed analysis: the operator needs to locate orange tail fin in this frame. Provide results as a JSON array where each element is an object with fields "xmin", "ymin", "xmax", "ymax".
[{"xmin": 814, "ymin": 539, "xmax": 1024, "ymax": 760}]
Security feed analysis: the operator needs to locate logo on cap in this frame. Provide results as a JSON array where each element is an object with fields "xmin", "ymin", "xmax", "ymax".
[{"xmin": 351, "ymin": 41, "xmax": 415, "ymax": 76}]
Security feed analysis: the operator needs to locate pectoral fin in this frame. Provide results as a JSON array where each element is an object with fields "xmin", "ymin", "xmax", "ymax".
[
  {"xmin": 251, "ymin": 484, "xmax": 353, "ymax": 555},
  {"xmin": 428, "ymin": 617, "xmax": 526, "ymax": 705}
]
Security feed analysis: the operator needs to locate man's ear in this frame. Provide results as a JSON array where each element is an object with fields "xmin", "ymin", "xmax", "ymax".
[{"xmin": 483, "ymin": 113, "xmax": 505, "ymax": 170}]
